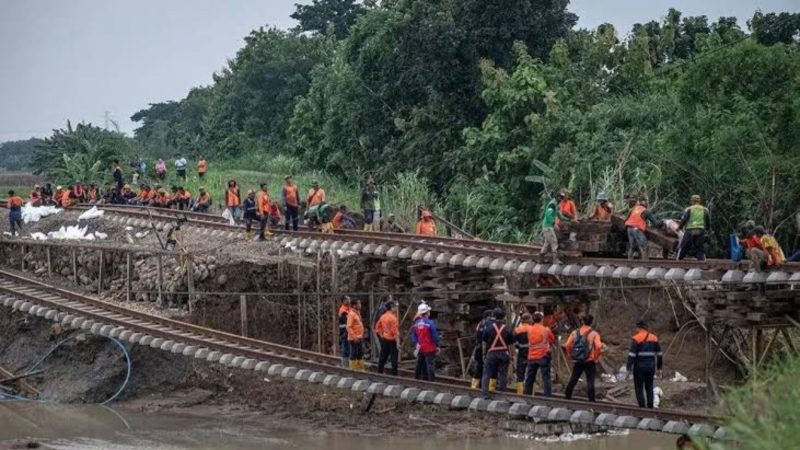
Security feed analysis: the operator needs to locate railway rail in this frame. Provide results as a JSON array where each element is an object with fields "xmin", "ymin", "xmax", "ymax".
[{"xmin": 0, "ymin": 269, "xmax": 725, "ymax": 437}]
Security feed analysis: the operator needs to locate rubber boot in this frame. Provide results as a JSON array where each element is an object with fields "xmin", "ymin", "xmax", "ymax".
[
  {"xmin": 245, "ymin": 231, "xmax": 253, "ymax": 241},
  {"xmin": 358, "ymin": 360, "xmax": 367, "ymax": 372},
  {"xmin": 263, "ymin": 229, "xmax": 273, "ymax": 237},
  {"xmin": 516, "ymin": 382, "xmax": 524, "ymax": 395},
  {"xmin": 341, "ymin": 357, "xmax": 349, "ymax": 368},
  {"xmin": 488, "ymin": 378, "xmax": 497, "ymax": 393},
  {"xmin": 470, "ymin": 378, "xmax": 480, "ymax": 389},
  {"xmin": 349, "ymin": 360, "xmax": 357, "ymax": 370}
]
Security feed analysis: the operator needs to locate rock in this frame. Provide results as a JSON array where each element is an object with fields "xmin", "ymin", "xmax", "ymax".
[{"xmin": 216, "ymin": 274, "xmax": 227, "ymax": 285}]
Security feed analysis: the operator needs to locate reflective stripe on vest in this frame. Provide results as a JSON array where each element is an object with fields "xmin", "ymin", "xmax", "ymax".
[
  {"xmin": 488, "ymin": 323, "xmax": 509, "ymax": 352},
  {"xmin": 687, "ymin": 205, "xmax": 705, "ymax": 230},
  {"xmin": 625, "ymin": 205, "xmax": 647, "ymax": 231}
]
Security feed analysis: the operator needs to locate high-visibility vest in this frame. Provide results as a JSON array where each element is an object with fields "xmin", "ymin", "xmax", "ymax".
[
  {"xmin": 307, "ymin": 188, "xmax": 324, "ymax": 207},
  {"xmin": 528, "ymin": 324, "xmax": 553, "ymax": 360},
  {"xmin": 197, "ymin": 160, "xmax": 207, "ymax": 173},
  {"xmin": 488, "ymin": 323, "xmax": 509, "ymax": 352},
  {"xmin": 625, "ymin": 205, "xmax": 647, "ymax": 231},
  {"xmin": 284, "ymin": 184, "xmax": 299, "ymax": 207},
  {"xmin": 226, "ymin": 188, "xmax": 241, "ymax": 207},
  {"xmin": 686, "ymin": 205, "xmax": 706, "ymax": 230},
  {"xmin": 416, "ymin": 219, "xmax": 437, "ymax": 236},
  {"xmin": 256, "ymin": 191, "xmax": 270, "ymax": 215}
]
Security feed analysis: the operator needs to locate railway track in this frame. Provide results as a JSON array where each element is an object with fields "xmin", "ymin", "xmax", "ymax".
[{"xmin": 0, "ymin": 269, "xmax": 725, "ymax": 437}]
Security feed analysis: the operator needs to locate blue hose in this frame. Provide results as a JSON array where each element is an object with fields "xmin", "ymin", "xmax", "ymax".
[{"xmin": 0, "ymin": 333, "xmax": 132, "ymax": 405}]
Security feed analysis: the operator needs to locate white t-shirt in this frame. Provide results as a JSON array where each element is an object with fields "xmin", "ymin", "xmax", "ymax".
[{"xmin": 175, "ymin": 158, "xmax": 187, "ymax": 170}]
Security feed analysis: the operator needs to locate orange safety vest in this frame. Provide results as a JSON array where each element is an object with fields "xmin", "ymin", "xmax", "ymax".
[
  {"xmin": 347, "ymin": 309, "xmax": 365, "ymax": 341},
  {"xmin": 527, "ymin": 323, "xmax": 555, "ymax": 360},
  {"xmin": 625, "ymin": 205, "xmax": 647, "ymax": 231},
  {"xmin": 182, "ymin": 190, "xmax": 192, "ymax": 200},
  {"xmin": 8, "ymin": 196, "xmax": 24, "ymax": 209},
  {"xmin": 60, "ymin": 190, "xmax": 72, "ymax": 208},
  {"xmin": 416, "ymin": 219, "xmax": 437, "ymax": 236},
  {"xmin": 488, "ymin": 323, "xmax": 510, "ymax": 352},
  {"xmin": 332, "ymin": 211, "xmax": 344, "ymax": 229},
  {"xmin": 307, "ymin": 188, "xmax": 325, "ymax": 207},
  {"xmin": 197, "ymin": 159, "xmax": 207, "ymax": 173},
  {"xmin": 590, "ymin": 203, "xmax": 613, "ymax": 221},
  {"xmin": 284, "ymin": 184, "xmax": 299, "ymax": 207},
  {"xmin": 256, "ymin": 191, "xmax": 270, "ymax": 215},
  {"xmin": 87, "ymin": 188, "xmax": 97, "ymax": 201},
  {"xmin": 375, "ymin": 311, "xmax": 399, "ymax": 341},
  {"xmin": 226, "ymin": 187, "xmax": 241, "ymax": 207}
]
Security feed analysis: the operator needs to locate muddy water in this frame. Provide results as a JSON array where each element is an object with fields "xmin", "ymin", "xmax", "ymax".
[{"xmin": 0, "ymin": 402, "xmax": 676, "ymax": 450}]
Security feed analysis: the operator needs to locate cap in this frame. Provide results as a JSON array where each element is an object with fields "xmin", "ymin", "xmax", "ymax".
[
  {"xmin": 521, "ymin": 313, "xmax": 532, "ymax": 322},
  {"xmin": 56, "ymin": 185, "xmax": 62, "ymax": 190},
  {"xmin": 493, "ymin": 308, "xmax": 506, "ymax": 320},
  {"xmin": 284, "ymin": 175, "xmax": 292, "ymax": 181},
  {"xmin": 417, "ymin": 303, "xmax": 431, "ymax": 315},
  {"xmin": 311, "ymin": 180, "xmax": 319, "ymax": 186},
  {"xmin": 533, "ymin": 311, "xmax": 544, "ymax": 319},
  {"xmin": 596, "ymin": 192, "xmax": 608, "ymax": 201},
  {"xmin": 421, "ymin": 210, "xmax": 432, "ymax": 218},
  {"xmin": 247, "ymin": 189, "xmax": 254, "ymax": 195},
  {"xmin": 691, "ymin": 194, "xmax": 701, "ymax": 203}
]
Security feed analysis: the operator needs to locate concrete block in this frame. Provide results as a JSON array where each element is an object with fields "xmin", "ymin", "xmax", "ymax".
[
  {"xmin": 435, "ymin": 253, "xmax": 452, "ymax": 265},
  {"xmin": 487, "ymin": 401, "xmax": 510, "ymax": 414},
  {"xmin": 139, "ymin": 335, "xmax": 154, "ymax": 346},
  {"xmin": 386, "ymin": 246, "xmax": 402, "ymax": 258},
  {"xmin": 531, "ymin": 264, "xmax": 546, "ymax": 274},
  {"xmin": 548, "ymin": 408, "xmax": 573, "ymax": 421},
  {"xmin": 159, "ymin": 340, "xmax": 176, "ymax": 352},
  {"xmin": 721, "ymin": 269, "xmax": 745, "ymax": 283},
  {"xmin": 613, "ymin": 416, "xmax": 640, "ymax": 429},
  {"xmin": 637, "ymin": 418, "xmax": 665, "ymax": 431},
  {"xmin": 665, "ymin": 268, "xmax": 686, "ymax": 281},
  {"xmin": 468, "ymin": 398, "xmax": 491, "ymax": 412},
  {"xmin": 294, "ymin": 369, "xmax": 312, "ymax": 381},
  {"xmin": 684, "ymin": 269, "xmax": 703, "ymax": 281},
  {"xmin": 367, "ymin": 382, "xmax": 387, "ymax": 394},
  {"xmin": 127, "ymin": 332, "xmax": 143, "ymax": 344},
  {"xmin": 790, "ymin": 272, "xmax": 800, "ymax": 282},
  {"xmin": 450, "ymin": 395, "xmax": 472, "ymax": 409},
  {"xmin": 612, "ymin": 266, "xmax": 631, "ymax": 278},
  {"xmin": 688, "ymin": 424, "xmax": 715, "ymax": 437},
  {"xmin": 171, "ymin": 343, "xmax": 186, "ymax": 354},
  {"xmin": 561, "ymin": 264, "xmax": 581, "ymax": 276},
  {"xmin": 578, "ymin": 265, "xmax": 598, "ymax": 277},
  {"xmin": 766, "ymin": 271, "xmax": 789, "ymax": 283},
  {"xmin": 507, "ymin": 402, "xmax": 532, "ymax": 418},
  {"xmin": 80, "ymin": 320, "xmax": 96, "ymax": 331},
  {"xmin": 448, "ymin": 254, "xmax": 466, "ymax": 266},
  {"xmin": 462, "ymin": 255, "xmax": 480, "ymax": 267},
  {"xmin": 422, "ymin": 251, "xmax": 438, "ymax": 263},
  {"xmin": 320, "ymin": 241, "xmax": 331, "ymax": 251},
  {"xmin": 433, "ymin": 393, "xmax": 453, "ymax": 405},
  {"xmin": 1, "ymin": 297, "xmax": 13, "ymax": 307},
  {"xmin": 31, "ymin": 306, "xmax": 44, "ymax": 316},
  {"xmin": 109, "ymin": 327, "xmax": 125, "ymax": 338},
  {"xmin": 44, "ymin": 309, "xmax": 58, "ymax": 320},
  {"xmin": 502, "ymin": 260, "xmax": 520, "ymax": 272},
  {"xmin": 645, "ymin": 268, "xmax": 667, "ymax": 280},
  {"xmin": 194, "ymin": 348, "xmax": 210, "ymax": 359},
  {"xmin": 382, "ymin": 385, "xmax": 403, "ymax": 397},
  {"xmin": 351, "ymin": 379, "xmax": 370, "ymax": 392},
  {"xmin": 416, "ymin": 390, "xmax": 436, "ymax": 403},
  {"xmin": 280, "ymin": 366, "xmax": 298, "ymax": 378},
  {"xmin": 476, "ymin": 257, "xmax": 492, "ymax": 269},
  {"xmin": 517, "ymin": 261, "xmax": 534, "ymax": 273},
  {"xmin": 400, "ymin": 387, "xmax": 421, "ymax": 401},
  {"xmin": 267, "ymin": 364, "xmax": 286, "ymax": 376},
  {"xmin": 570, "ymin": 410, "xmax": 595, "ymax": 424},
  {"xmin": 595, "ymin": 266, "xmax": 614, "ymax": 278},
  {"xmin": 206, "ymin": 351, "xmax": 223, "ymax": 363},
  {"xmin": 546, "ymin": 264, "xmax": 563, "ymax": 276},
  {"xmin": 90, "ymin": 323, "xmax": 104, "ymax": 334},
  {"xmin": 336, "ymin": 377, "xmax": 355, "ymax": 389},
  {"xmin": 594, "ymin": 413, "xmax": 618, "ymax": 427},
  {"xmin": 322, "ymin": 375, "xmax": 341, "ymax": 386},
  {"xmin": 150, "ymin": 337, "xmax": 167, "ymax": 349},
  {"xmin": 61, "ymin": 314, "xmax": 75, "ymax": 325},
  {"xmin": 373, "ymin": 245, "xmax": 388, "ymax": 256},
  {"xmin": 397, "ymin": 247, "xmax": 414, "ymax": 259},
  {"xmin": 362, "ymin": 243, "xmax": 377, "ymax": 254},
  {"xmin": 411, "ymin": 249, "xmax": 426, "ymax": 261},
  {"xmin": 229, "ymin": 356, "xmax": 246, "ymax": 368},
  {"xmin": 488, "ymin": 258, "xmax": 506, "ymax": 271},
  {"xmin": 254, "ymin": 362, "xmax": 271, "ymax": 372},
  {"xmin": 713, "ymin": 426, "xmax": 728, "ymax": 440},
  {"xmin": 528, "ymin": 405, "xmax": 551, "ymax": 419},
  {"xmin": 55, "ymin": 312, "xmax": 68, "ymax": 322},
  {"xmin": 662, "ymin": 421, "xmax": 690, "ymax": 435},
  {"xmin": 743, "ymin": 271, "xmax": 767, "ymax": 283},
  {"xmin": 627, "ymin": 267, "xmax": 648, "ymax": 279},
  {"xmin": 19, "ymin": 302, "xmax": 32, "ymax": 312},
  {"xmin": 308, "ymin": 371, "xmax": 326, "ymax": 383}
]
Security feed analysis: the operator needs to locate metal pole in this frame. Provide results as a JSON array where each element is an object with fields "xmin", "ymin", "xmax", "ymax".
[
  {"xmin": 20, "ymin": 245, "xmax": 25, "ymax": 272},
  {"xmin": 240, "ymin": 294, "xmax": 248, "ymax": 337},
  {"xmin": 126, "ymin": 252, "xmax": 132, "ymax": 302},
  {"xmin": 46, "ymin": 247, "xmax": 52, "ymax": 277},
  {"xmin": 71, "ymin": 250, "xmax": 77, "ymax": 283},
  {"xmin": 331, "ymin": 253, "xmax": 338, "ymax": 356},
  {"xmin": 296, "ymin": 265, "xmax": 301, "ymax": 349},
  {"xmin": 187, "ymin": 255, "xmax": 194, "ymax": 315},
  {"xmin": 97, "ymin": 250, "xmax": 104, "ymax": 294},
  {"xmin": 316, "ymin": 251, "xmax": 322, "ymax": 353},
  {"xmin": 156, "ymin": 255, "xmax": 163, "ymax": 306}
]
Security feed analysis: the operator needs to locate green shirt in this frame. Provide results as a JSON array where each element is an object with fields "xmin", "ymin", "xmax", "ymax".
[
  {"xmin": 542, "ymin": 199, "xmax": 558, "ymax": 228},
  {"xmin": 686, "ymin": 205, "xmax": 707, "ymax": 230}
]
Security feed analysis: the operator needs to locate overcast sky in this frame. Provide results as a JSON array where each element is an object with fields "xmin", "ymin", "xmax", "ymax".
[{"xmin": 1, "ymin": 0, "xmax": 797, "ymax": 142}]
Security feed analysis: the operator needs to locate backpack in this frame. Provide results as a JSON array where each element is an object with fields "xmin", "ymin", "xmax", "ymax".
[
  {"xmin": 729, "ymin": 234, "xmax": 743, "ymax": 262},
  {"xmin": 570, "ymin": 329, "xmax": 593, "ymax": 362}
]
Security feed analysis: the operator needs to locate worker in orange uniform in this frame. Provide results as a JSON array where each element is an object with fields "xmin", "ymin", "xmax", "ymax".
[
  {"xmin": 197, "ymin": 156, "xmax": 208, "ymax": 179},
  {"xmin": 375, "ymin": 300, "xmax": 399, "ymax": 375},
  {"xmin": 6, "ymin": 190, "xmax": 24, "ymax": 237},
  {"xmin": 332, "ymin": 205, "xmax": 356, "ymax": 230},
  {"xmin": 256, "ymin": 183, "xmax": 272, "ymax": 241},
  {"xmin": 564, "ymin": 314, "xmax": 602, "ymax": 402},
  {"xmin": 555, "ymin": 189, "xmax": 577, "ymax": 229},
  {"xmin": 626, "ymin": 320, "xmax": 662, "ymax": 409},
  {"xmin": 86, "ymin": 184, "xmax": 98, "ymax": 205},
  {"xmin": 337, "ymin": 296, "xmax": 352, "ymax": 367},
  {"xmin": 306, "ymin": 180, "xmax": 325, "ymax": 208},
  {"xmin": 587, "ymin": 192, "xmax": 613, "ymax": 221},
  {"xmin": 524, "ymin": 311, "xmax": 555, "ymax": 396},
  {"xmin": 281, "ymin": 175, "xmax": 300, "ymax": 231},
  {"xmin": 415, "ymin": 210, "xmax": 437, "ymax": 236},
  {"xmin": 60, "ymin": 186, "xmax": 72, "ymax": 208},
  {"xmin": 29, "ymin": 185, "xmax": 42, "ymax": 207},
  {"xmin": 513, "ymin": 313, "xmax": 534, "ymax": 394},
  {"xmin": 193, "ymin": 187, "xmax": 211, "ymax": 213},
  {"xmin": 224, "ymin": 180, "xmax": 242, "ymax": 223},
  {"xmin": 346, "ymin": 298, "xmax": 366, "ymax": 371},
  {"xmin": 624, "ymin": 197, "xmax": 661, "ymax": 260}
]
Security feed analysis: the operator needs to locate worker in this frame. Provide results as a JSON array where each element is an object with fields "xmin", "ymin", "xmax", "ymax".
[
  {"xmin": 415, "ymin": 210, "xmax": 437, "ymax": 236},
  {"xmin": 241, "ymin": 189, "xmax": 258, "ymax": 240},
  {"xmin": 112, "ymin": 160, "xmax": 123, "ymax": 192},
  {"xmin": 306, "ymin": 201, "xmax": 333, "ymax": 233},
  {"xmin": 60, "ymin": 185, "xmax": 72, "ymax": 208},
  {"xmin": 677, "ymin": 195, "xmax": 710, "ymax": 261},
  {"xmin": 175, "ymin": 155, "xmax": 187, "ymax": 180},
  {"xmin": 268, "ymin": 202, "xmax": 282, "ymax": 227},
  {"xmin": 468, "ymin": 309, "xmax": 493, "ymax": 389},
  {"xmin": 375, "ymin": 300, "xmax": 399, "ymax": 375},
  {"xmin": 86, "ymin": 184, "xmax": 98, "ymax": 204},
  {"xmin": 193, "ymin": 188, "xmax": 211, "ymax": 212},
  {"xmin": 587, "ymin": 192, "xmax": 613, "ymax": 221},
  {"xmin": 410, "ymin": 303, "xmax": 439, "ymax": 381},
  {"xmin": 624, "ymin": 197, "xmax": 661, "ymax": 260},
  {"xmin": 513, "ymin": 313, "xmax": 534, "ymax": 394},
  {"xmin": 41, "ymin": 183, "xmax": 53, "ymax": 205},
  {"xmin": 224, "ymin": 180, "xmax": 242, "ymax": 223},
  {"xmin": 481, "ymin": 308, "xmax": 514, "ymax": 396},
  {"xmin": 6, "ymin": 190, "xmax": 24, "ymax": 237},
  {"xmin": 306, "ymin": 180, "xmax": 325, "ymax": 208},
  {"xmin": 761, "ymin": 230, "xmax": 785, "ymax": 266},
  {"xmin": 556, "ymin": 189, "xmax": 578, "ymax": 229},
  {"xmin": 524, "ymin": 311, "xmax": 555, "ymax": 396},
  {"xmin": 626, "ymin": 320, "xmax": 663, "ymax": 409},
  {"xmin": 197, "ymin": 156, "xmax": 208, "ymax": 179},
  {"xmin": 71, "ymin": 182, "xmax": 85, "ymax": 202},
  {"xmin": 256, "ymin": 183, "xmax": 272, "ymax": 241},
  {"xmin": 740, "ymin": 223, "xmax": 768, "ymax": 271},
  {"xmin": 337, "ymin": 296, "xmax": 352, "ymax": 368},
  {"xmin": 332, "ymin": 205, "xmax": 356, "ymax": 230},
  {"xmin": 346, "ymin": 298, "xmax": 365, "ymax": 371},
  {"xmin": 541, "ymin": 191, "xmax": 572, "ymax": 263},
  {"xmin": 281, "ymin": 175, "xmax": 300, "ymax": 231},
  {"xmin": 152, "ymin": 188, "xmax": 168, "ymax": 208},
  {"xmin": 380, "ymin": 214, "xmax": 405, "ymax": 233},
  {"xmin": 361, "ymin": 178, "xmax": 379, "ymax": 232},
  {"xmin": 29, "ymin": 185, "xmax": 42, "ymax": 207},
  {"xmin": 564, "ymin": 314, "xmax": 602, "ymax": 402},
  {"xmin": 121, "ymin": 185, "xmax": 136, "ymax": 203}
]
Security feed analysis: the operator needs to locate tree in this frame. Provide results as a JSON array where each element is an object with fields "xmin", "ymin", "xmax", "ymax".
[
  {"xmin": 291, "ymin": 0, "xmax": 366, "ymax": 39},
  {"xmin": 0, "ymin": 138, "xmax": 41, "ymax": 170},
  {"xmin": 749, "ymin": 12, "xmax": 800, "ymax": 46}
]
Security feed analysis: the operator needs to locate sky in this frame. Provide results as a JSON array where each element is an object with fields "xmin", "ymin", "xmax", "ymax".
[{"xmin": 0, "ymin": 0, "xmax": 798, "ymax": 142}]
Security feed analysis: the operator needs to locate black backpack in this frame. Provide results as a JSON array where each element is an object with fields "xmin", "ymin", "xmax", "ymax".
[{"xmin": 570, "ymin": 329, "xmax": 593, "ymax": 361}]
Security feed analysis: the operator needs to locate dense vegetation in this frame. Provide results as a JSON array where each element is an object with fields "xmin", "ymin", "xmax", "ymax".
[{"xmin": 0, "ymin": 138, "xmax": 41, "ymax": 171}]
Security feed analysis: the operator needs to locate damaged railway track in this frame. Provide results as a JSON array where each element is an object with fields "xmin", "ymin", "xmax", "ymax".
[{"xmin": 0, "ymin": 269, "xmax": 726, "ymax": 438}]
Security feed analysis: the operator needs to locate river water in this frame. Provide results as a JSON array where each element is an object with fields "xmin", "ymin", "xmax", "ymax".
[{"xmin": 0, "ymin": 402, "xmax": 676, "ymax": 450}]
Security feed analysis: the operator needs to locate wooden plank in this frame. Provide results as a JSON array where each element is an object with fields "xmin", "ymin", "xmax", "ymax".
[{"xmin": 0, "ymin": 365, "xmax": 40, "ymax": 397}]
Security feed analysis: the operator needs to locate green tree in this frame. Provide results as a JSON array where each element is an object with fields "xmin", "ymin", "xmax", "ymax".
[
  {"xmin": 0, "ymin": 138, "xmax": 41, "ymax": 170},
  {"xmin": 291, "ymin": 0, "xmax": 367, "ymax": 39}
]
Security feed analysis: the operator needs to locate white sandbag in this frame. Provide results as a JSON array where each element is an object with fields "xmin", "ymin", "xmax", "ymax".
[
  {"xmin": 21, "ymin": 203, "xmax": 61, "ymax": 224},
  {"xmin": 78, "ymin": 206, "xmax": 105, "ymax": 221}
]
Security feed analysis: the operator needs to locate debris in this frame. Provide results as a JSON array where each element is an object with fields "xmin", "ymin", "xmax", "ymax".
[
  {"xmin": 653, "ymin": 386, "xmax": 663, "ymax": 408},
  {"xmin": 671, "ymin": 371, "xmax": 688, "ymax": 382},
  {"xmin": 78, "ymin": 206, "xmax": 105, "ymax": 221},
  {"xmin": 47, "ymin": 225, "xmax": 94, "ymax": 240},
  {"xmin": 135, "ymin": 230, "xmax": 150, "ymax": 239},
  {"xmin": 29, "ymin": 232, "xmax": 48, "ymax": 241},
  {"xmin": 21, "ymin": 203, "xmax": 60, "ymax": 224}
]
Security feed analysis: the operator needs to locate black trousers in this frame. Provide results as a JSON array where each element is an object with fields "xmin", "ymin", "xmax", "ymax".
[
  {"xmin": 349, "ymin": 339, "xmax": 363, "ymax": 361},
  {"xmin": 515, "ymin": 348, "xmax": 528, "ymax": 383},
  {"xmin": 285, "ymin": 205, "xmax": 299, "ymax": 231},
  {"xmin": 415, "ymin": 352, "xmax": 436, "ymax": 381},
  {"xmin": 678, "ymin": 229, "xmax": 706, "ymax": 261},
  {"xmin": 565, "ymin": 361, "xmax": 596, "ymax": 401},
  {"xmin": 258, "ymin": 215, "xmax": 268, "ymax": 239},
  {"xmin": 377, "ymin": 338, "xmax": 398, "ymax": 375},
  {"xmin": 472, "ymin": 345, "xmax": 484, "ymax": 379},
  {"xmin": 634, "ymin": 367, "xmax": 655, "ymax": 408}
]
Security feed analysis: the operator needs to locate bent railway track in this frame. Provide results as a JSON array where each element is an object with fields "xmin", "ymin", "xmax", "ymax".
[{"xmin": 0, "ymin": 269, "xmax": 725, "ymax": 437}]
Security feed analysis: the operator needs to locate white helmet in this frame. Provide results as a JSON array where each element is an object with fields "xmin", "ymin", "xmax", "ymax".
[{"xmin": 417, "ymin": 303, "xmax": 431, "ymax": 315}]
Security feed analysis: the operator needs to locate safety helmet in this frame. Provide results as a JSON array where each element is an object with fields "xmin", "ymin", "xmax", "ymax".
[
  {"xmin": 417, "ymin": 303, "xmax": 431, "ymax": 315},
  {"xmin": 690, "ymin": 194, "xmax": 701, "ymax": 203},
  {"xmin": 596, "ymin": 192, "xmax": 608, "ymax": 201}
]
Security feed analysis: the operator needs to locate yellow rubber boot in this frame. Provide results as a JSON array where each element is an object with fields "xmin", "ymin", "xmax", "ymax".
[
  {"xmin": 470, "ymin": 378, "xmax": 480, "ymax": 389},
  {"xmin": 245, "ymin": 231, "xmax": 253, "ymax": 241},
  {"xmin": 357, "ymin": 360, "xmax": 366, "ymax": 372},
  {"xmin": 349, "ymin": 360, "xmax": 357, "ymax": 370},
  {"xmin": 516, "ymin": 382, "xmax": 524, "ymax": 395},
  {"xmin": 488, "ymin": 378, "xmax": 497, "ymax": 393}
]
